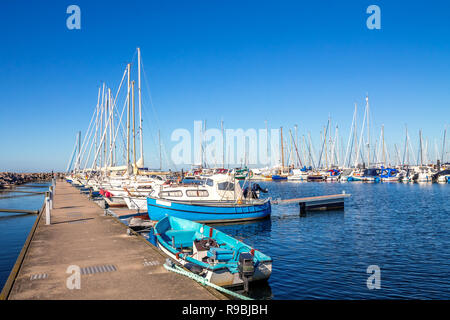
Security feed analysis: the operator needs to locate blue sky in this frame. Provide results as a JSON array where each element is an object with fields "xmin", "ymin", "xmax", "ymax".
[{"xmin": 0, "ymin": 0, "xmax": 449, "ymax": 171}]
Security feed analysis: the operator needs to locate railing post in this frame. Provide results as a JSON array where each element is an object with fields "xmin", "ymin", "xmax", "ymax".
[
  {"xmin": 49, "ymin": 186, "xmax": 54, "ymax": 210},
  {"xmin": 45, "ymin": 191, "xmax": 51, "ymax": 225}
]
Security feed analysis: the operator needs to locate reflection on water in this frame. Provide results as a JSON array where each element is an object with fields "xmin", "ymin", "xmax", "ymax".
[{"xmin": 216, "ymin": 181, "xmax": 450, "ymax": 299}]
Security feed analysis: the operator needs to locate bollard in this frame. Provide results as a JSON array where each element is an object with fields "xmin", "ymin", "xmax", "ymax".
[{"xmin": 45, "ymin": 191, "xmax": 51, "ymax": 225}]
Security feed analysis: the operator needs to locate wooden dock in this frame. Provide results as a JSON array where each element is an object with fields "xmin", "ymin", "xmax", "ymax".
[{"xmin": 1, "ymin": 181, "xmax": 224, "ymax": 300}]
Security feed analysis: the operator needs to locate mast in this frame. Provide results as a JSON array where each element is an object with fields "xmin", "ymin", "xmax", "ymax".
[
  {"xmin": 280, "ymin": 126, "xmax": 284, "ymax": 169},
  {"xmin": 289, "ymin": 129, "xmax": 302, "ymax": 168},
  {"xmin": 158, "ymin": 129, "xmax": 162, "ymax": 171},
  {"xmin": 354, "ymin": 103, "xmax": 358, "ymax": 167},
  {"xmin": 367, "ymin": 96, "xmax": 370, "ymax": 168},
  {"xmin": 382, "ymin": 124, "xmax": 385, "ymax": 166},
  {"xmin": 132, "ymin": 80, "xmax": 136, "ymax": 172},
  {"xmin": 419, "ymin": 129, "xmax": 423, "ymax": 166},
  {"xmin": 108, "ymin": 88, "xmax": 113, "ymax": 168},
  {"xmin": 265, "ymin": 120, "xmax": 269, "ymax": 164},
  {"xmin": 137, "ymin": 47, "xmax": 144, "ymax": 167},
  {"xmin": 103, "ymin": 86, "xmax": 108, "ymax": 172},
  {"xmin": 324, "ymin": 125, "xmax": 327, "ymax": 169},
  {"xmin": 221, "ymin": 120, "xmax": 225, "ymax": 168},
  {"xmin": 126, "ymin": 63, "xmax": 131, "ymax": 173},
  {"xmin": 77, "ymin": 131, "xmax": 81, "ymax": 170},
  {"xmin": 294, "ymin": 124, "xmax": 299, "ymax": 167},
  {"xmin": 442, "ymin": 125, "xmax": 447, "ymax": 163}
]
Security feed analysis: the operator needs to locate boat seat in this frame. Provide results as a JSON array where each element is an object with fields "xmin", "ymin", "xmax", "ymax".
[
  {"xmin": 165, "ymin": 230, "xmax": 196, "ymax": 248},
  {"xmin": 207, "ymin": 247, "xmax": 234, "ymax": 261}
]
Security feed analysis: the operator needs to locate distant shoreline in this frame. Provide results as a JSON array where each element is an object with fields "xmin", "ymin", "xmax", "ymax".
[{"xmin": 0, "ymin": 172, "xmax": 62, "ymax": 189}]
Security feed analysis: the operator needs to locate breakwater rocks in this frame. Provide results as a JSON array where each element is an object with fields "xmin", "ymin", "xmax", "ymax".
[{"xmin": 0, "ymin": 172, "xmax": 63, "ymax": 188}]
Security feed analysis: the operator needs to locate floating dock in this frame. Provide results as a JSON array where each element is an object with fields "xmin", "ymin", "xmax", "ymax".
[
  {"xmin": 273, "ymin": 193, "xmax": 351, "ymax": 215},
  {"xmin": 1, "ymin": 181, "xmax": 225, "ymax": 300}
]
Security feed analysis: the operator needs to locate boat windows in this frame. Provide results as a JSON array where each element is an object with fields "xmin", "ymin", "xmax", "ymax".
[
  {"xmin": 186, "ymin": 190, "xmax": 209, "ymax": 197},
  {"xmin": 159, "ymin": 190, "xmax": 183, "ymax": 197},
  {"xmin": 205, "ymin": 179, "xmax": 214, "ymax": 187},
  {"xmin": 218, "ymin": 182, "xmax": 234, "ymax": 191}
]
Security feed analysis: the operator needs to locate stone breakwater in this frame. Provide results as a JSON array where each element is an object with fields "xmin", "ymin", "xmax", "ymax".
[{"xmin": 0, "ymin": 172, "xmax": 63, "ymax": 188}]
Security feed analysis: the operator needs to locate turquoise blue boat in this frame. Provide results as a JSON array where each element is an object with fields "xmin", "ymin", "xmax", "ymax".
[
  {"xmin": 153, "ymin": 215, "xmax": 272, "ymax": 287},
  {"xmin": 147, "ymin": 196, "xmax": 271, "ymax": 223}
]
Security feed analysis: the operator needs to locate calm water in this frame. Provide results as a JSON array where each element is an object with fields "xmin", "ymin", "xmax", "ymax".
[
  {"xmin": 1, "ymin": 182, "xmax": 449, "ymax": 299},
  {"xmin": 217, "ymin": 181, "xmax": 450, "ymax": 299},
  {"xmin": 0, "ymin": 183, "xmax": 49, "ymax": 290}
]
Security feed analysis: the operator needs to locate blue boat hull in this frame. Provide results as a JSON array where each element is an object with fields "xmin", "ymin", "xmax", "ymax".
[
  {"xmin": 147, "ymin": 197, "xmax": 271, "ymax": 223},
  {"xmin": 272, "ymin": 175, "xmax": 287, "ymax": 180}
]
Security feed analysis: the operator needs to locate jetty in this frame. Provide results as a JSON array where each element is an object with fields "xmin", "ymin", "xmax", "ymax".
[
  {"xmin": 1, "ymin": 181, "xmax": 224, "ymax": 300},
  {"xmin": 273, "ymin": 193, "xmax": 351, "ymax": 215}
]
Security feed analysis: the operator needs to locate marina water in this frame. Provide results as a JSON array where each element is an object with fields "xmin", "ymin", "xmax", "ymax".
[
  {"xmin": 217, "ymin": 181, "xmax": 450, "ymax": 299},
  {"xmin": 0, "ymin": 183, "xmax": 49, "ymax": 290},
  {"xmin": 1, "ymin": 182, "xmax": 449, "ymax": 299}
]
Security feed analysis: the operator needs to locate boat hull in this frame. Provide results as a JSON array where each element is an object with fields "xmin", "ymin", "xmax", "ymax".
[{"xmin": 147, "ymin": 197, "xmax": 271, "ymax": 223}]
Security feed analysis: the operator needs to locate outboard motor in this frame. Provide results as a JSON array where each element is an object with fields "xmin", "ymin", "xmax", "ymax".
[
  {"xmin": 238, "ymin": 252, "xmax": 255, "ymax": 292},
  {"xmin": 244, "ymin": 183, "xmax": 269, "ymax": 199}
]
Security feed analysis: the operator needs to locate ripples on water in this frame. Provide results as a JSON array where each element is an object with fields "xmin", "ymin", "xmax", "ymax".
[
  {"xmin": 216, "ymin": 181, "xmax": 450, "ymax": 299},
  {"xmin": 0, "ymin": 184, "xmax": 48, "ymax": 289}
]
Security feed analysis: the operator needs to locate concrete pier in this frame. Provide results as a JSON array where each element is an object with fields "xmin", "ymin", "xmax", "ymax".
[{"xmin": 3, "ymin": 181, "xmax": 224, "ymax": 300}]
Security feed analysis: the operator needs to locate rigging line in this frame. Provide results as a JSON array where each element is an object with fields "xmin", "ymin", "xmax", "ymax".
[{"xmin": 75, "ymin": 91, "xmax": 100, "ymax": 168}]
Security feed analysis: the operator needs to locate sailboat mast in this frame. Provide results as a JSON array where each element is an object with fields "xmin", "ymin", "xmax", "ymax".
[
  {"xmin": 158, "ymin": 129, "xmax": 162, "ymax": 170},
  {"xmin": 442, "ymin": 126, "xmax": 447, "ymax": 163},
  {"xmin": 132, "ymin": 80, "xmax": 136, "ymax": 171},
  {"xmin": 382, "ymin": 124, "xmax": 385, "ymax": 166},
  {"xmin": 419, "ymin": 129, "xmax": 423, "ymax": 166},
  {"xmin": 265, "ymin": 120, "xmax": 269, "ymax": 162},
  {"xmin": 126, "ymin": 63, "xmax": 131, "ymax": 172},
  {"xmin": 354, "ymin": 103, "xmax": 358, "ymax": 167},
  {"xmin": 104, "ymin": 87, "xmax": 108, "ymax": 172},
  {"xmin": 137, "ymin": 47, "xmax": 144, "ymax": 167},
  {"xmin": 294, "ymin": 124, "xmax": 298, "ymax": 167},
  {"xmin": 108, "ymin": 88, "xmax": 112, "ymax": 167},
  {"xmin": 280, "ymin": 127, "xmax": 284, "ymax": 169},
  {"xmin": 221, "ymin": 120, "xmax": 225, "ymax": 168},
  {"xmin": 366, "ymin": 95, "xmax": 370, "ymax": 168}
]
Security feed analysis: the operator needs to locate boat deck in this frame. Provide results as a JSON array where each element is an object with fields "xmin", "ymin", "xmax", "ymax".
[{"xmin": 2, "ymin": 181, "xmax": 224, "ymax": 300}]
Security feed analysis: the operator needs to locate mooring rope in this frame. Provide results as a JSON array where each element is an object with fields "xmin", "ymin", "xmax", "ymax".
[{"xmin": 163, "ymin": 261, "xmax": 253, "ymax": 301}]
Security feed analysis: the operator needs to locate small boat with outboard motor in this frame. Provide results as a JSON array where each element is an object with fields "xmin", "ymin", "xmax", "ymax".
[{"xmin": 151, "ymin": 215, "xmax": 272, "ymax": 288}]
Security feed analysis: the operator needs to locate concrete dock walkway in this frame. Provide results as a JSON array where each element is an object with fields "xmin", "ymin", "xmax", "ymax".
[{"xmin": 6, "ymin": 181, "xmax": 223, "ymax": 300}]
